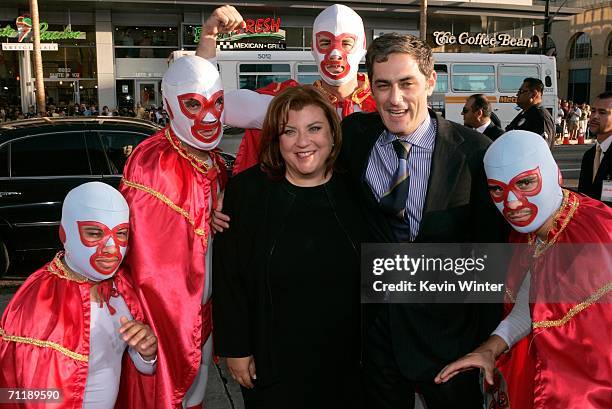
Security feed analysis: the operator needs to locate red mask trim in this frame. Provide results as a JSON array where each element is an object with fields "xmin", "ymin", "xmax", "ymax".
[
  {"xmin": 487, "ymin": 167, "xmax": 542, "ymax": 227},
  {"xmin": 77, "ymin": 221, "xmax": 129, "ymax": 276},
  {"xmin": 315, "ymin": 31, "xmax": 358, "ymax": 81},
  {"xmin": 177, "ymin": 91, "xmax": 224, "ymax": 144}
]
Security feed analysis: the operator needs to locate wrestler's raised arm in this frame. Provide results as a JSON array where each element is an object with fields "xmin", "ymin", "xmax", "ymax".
[
  {"xmin": 196, "ymin": 5, "xmax": 244, "ymax": 60},
  {"xmin": 196, "ymin": 5, "xmax": 273, "ymax": 129}
]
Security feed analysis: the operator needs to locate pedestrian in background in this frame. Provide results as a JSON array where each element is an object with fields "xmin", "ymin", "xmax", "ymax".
[
  {"xmin": 506, "ymin": 78, "xmax": 555, "ymax": 148},
  {"xmin": 578, "ymin": 91, "xmax": 612, "ymax": 205},
  {"xmin": 567, "ymin": 101, "xmax": 581, "ymax": 140},
  {"xmin": 461, "ymin": 93, "xmax": 504, "ymax": 141}
]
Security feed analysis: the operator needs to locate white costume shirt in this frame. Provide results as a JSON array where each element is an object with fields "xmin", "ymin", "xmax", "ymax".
[
  {"xmin": 492, "ymin": 272, "xmax": 532, "ymax": 349},
  {"xmin": 83, "ymin": 289, "xmax": 156, "ymax": 409}
]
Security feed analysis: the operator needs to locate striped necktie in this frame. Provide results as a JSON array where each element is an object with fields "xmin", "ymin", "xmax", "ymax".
[{"xmin": 380, "ymin": 139, "xmax": 412, "ymax": 240}]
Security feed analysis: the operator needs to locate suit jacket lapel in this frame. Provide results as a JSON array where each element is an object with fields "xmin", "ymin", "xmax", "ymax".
[
  {"xmin": 423, "ymin": 113, "xmax": 465, "ymax": 214},
  {"xmin": 357, "ymin": 114, "xmax": 386, "ymax": 208},
  {"xmin": 354, "ymin": 113, "xmax": 395, "ymax": 241}
]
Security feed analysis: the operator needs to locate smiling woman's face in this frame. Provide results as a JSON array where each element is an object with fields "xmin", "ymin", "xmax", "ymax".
[{"xmin": 279, "ymin": 105, "xmax": 333, "ymax": 186}]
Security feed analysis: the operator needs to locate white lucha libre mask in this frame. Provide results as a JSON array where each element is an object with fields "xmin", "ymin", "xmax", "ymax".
[
  {"xmin": 60, "ymin": 182, "xmax": 130, "ymax": 281},
  {"xmin": 162, "ymin": 55, "xmax": 224, "ymax": 150},
  {"xmin": 311, "ymin": 4, "xmax": 366, "ymax": 86},
  {"xmin": 484, "ymin": 130, "xmax": 563, "ymax": 234}
]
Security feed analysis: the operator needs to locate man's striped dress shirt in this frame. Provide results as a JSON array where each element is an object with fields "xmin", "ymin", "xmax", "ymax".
[{"xmin": 365, "ymin": 114, "xmax": 437, "ymax": 241}]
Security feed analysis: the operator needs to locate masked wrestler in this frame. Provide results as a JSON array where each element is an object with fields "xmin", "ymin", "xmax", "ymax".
[
  {"xmin": 435, "ymin": 130, "xmax": 612, "ymax": 408},
  {"xmin": 197, "ymin": 4, "xmax": 376, "ymax": 175},
  {"xmin": 0, "ymin": 182, "xmax": 157, "ymax": 409},
  {"xmin": 117, "ymin": 55, "xmax": 227, "ymax": 409}
]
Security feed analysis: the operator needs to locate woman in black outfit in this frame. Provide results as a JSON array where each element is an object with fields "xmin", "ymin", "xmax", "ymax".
[{"xmin": 213, "ymin": 85, "xmax": 367, "ymax": 409}]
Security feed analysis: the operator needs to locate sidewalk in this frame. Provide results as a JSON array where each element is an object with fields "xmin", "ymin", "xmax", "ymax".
[{"xmin": 204, "ymin": 362, "xmax": 245, "ymax": 409}]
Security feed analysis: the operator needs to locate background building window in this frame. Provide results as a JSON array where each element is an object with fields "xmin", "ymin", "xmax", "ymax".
[
  {"xmin": 606, "ymin": 67, "xmax": 612, "ymax": 92},
  {"xmin": 608, "ymin": 35, "xmax": 612, "ymax": 56},
  {"xmin": 114, "ymin": 26, "xmax": 178, "ymax": 58},
  {"xmin": 569, "ymin": 32, "xmax": 592, "ymax": 60},
  {"xmin": 285, "ymin": 27, "xmax": 312, "ymax": 50},
  {"xmin": 568, "ymin": 68, "xmax": 591, "ymax": 104}
]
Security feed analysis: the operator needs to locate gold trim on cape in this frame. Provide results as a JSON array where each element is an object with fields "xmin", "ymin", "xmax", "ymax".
[
  {"xmin": 48, "ymin": 252, "xmax": 90, "ymax": 283},
  {"xmin": 313, "ymin": 73, "xmax": 372, "ymax": 106},
  {"xmin": 532, "ymin": 281, "xmax": 612, "ymax": 329},
  {"xmin": 121, "ymin": 178, "xmax": 207, "ymax": 238},
  {"xmin": 0, "ymin": 327, "xmax": 88, "ymax": 362},
  {"xmin": 164, "ymin": 128, "xmax": 219, "ymax": 175},
  {"xmin": 528, "ymin": 189, "xmax": 578, "ymax": 258}
]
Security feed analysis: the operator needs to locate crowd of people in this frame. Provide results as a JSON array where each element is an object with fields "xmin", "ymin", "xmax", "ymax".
[
  {"xmin": 556, "ymin": 98, "xmax": 592, "ymax": 141},
  {"xmin": 0, "ymin": 102, "xmax": 169, "ymax": 125},
  {"xmin": 0, "ymin": 3, "xmax": 610, "ymax": 409}
]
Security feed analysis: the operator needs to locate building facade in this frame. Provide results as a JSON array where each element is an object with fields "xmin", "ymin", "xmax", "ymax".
[
  {"xmin": 0, "ymin": 0, "xmax": 600, "ymax": 113},
  {"xmin": 551, "ymin": 2, "xmax": 612, "ymax": 104}
]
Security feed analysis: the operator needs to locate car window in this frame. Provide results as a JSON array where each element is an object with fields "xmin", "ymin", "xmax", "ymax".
[
  {"xmin": 10, "ymin": 132, "xmax": 91, "ymax": 177},
  {"xmin": 86, "ymin": 132, "xmax": 111, "ymax": 175},
  {"xmin": 0, "ymin": 144, "xmax": 8, "ymax": 177},
  {"xmin": 97, "ymin": 131, "xmax": 149, "ymax": 174}
]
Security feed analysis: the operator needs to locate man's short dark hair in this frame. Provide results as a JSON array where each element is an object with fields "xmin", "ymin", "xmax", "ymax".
[
  {"xmin": 469, "ymin": 94, "xmax": 491, "ymax": 118},
  {"xmin": 523, "ymin": 77, "xmax": 544, "ymax": 94},
  {"xmin": 596, "ymin": 91, "xmax": 612, "ymax": 100},
  {"xmin": 366, "ymin": 33, "xmax": 434, "ymax": 81}
]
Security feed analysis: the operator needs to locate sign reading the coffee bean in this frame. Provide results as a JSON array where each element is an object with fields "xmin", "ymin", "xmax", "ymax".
[{"xmin": 433, "ymin": 31, "xmax": 532, "ymax": 48}]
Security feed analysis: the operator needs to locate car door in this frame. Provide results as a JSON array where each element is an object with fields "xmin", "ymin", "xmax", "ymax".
[{"xmin": 1, "ymin": 130, "xmax": 107, "ymax": 267}]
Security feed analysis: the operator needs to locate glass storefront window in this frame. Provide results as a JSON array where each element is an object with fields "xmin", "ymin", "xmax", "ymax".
[
  {"xmin": 285, "ymin": 27, "xmax": 312, "ymax": 50},
  {"xmin": 0, "ymin": 49, "xmax": 21, "ymax": 109},
  {"xmin": 182, "ymin": 24, "xmax": 200, "ymax": 49},
  {"xmin": 114, "ymin": 26, "xmax": 178, "ymax": 58},
  {"xmin": 43, "ymin": 47, "xmax": 97, "ymax": 80},
  {"xmin": 568, "ymin": 68, "xmax": 591, "ymax": 104}
]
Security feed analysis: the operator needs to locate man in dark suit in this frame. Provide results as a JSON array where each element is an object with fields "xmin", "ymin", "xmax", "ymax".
[
  {"xmin": 578, "ymin": 91, "xmax": 612, "ymax": 205},
  {"xmin": 506, "ymin": 77, "xmax": 555, "ymax": 148},
  {"xmin": 339, "ymin": 33, "xmax": 507, "ymax": 409},
  {"xmin": 462, "ymin": 93, "xmax": 505, "ymax": 141}
]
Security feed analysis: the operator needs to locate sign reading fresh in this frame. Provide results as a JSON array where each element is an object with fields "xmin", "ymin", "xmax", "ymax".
[
  {"xmin": 0, "ymin": 16, "xmax": 85, "ymax": 42},
  {"xmin": 190, "ymin": 17, "xmax": 286, "ymax": 51}
]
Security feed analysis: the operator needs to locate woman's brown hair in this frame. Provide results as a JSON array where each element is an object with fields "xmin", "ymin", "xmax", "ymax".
[{"xmin": 259, "ymin": 85, "xmax": 342, "ymax": 179}]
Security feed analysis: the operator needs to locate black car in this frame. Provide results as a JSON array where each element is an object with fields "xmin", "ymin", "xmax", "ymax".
[{"xmin": 0, "ymin": 117, "xmax": 235, "ymax": 277}]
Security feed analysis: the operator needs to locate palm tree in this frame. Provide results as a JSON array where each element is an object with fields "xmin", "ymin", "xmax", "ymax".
[
  {"xmin": 420, "ymin": 0, "xmax": 427, "ymax": 42},
  {"xmin": 30, "ymin": 0, "xmax": 46, "ymax": 114}
]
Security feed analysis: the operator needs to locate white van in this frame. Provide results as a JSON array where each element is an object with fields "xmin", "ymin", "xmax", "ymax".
[{"xmin": 172, "ymin": 50, "xmax": 557, "ymax": 128}]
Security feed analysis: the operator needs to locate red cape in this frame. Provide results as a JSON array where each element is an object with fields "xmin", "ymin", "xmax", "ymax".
[
  {"xmin": 498, "ymin": 190, "xmax": 612, "ymax": 408},
  {"xmin": 117, "ymin": 128, "xmax": 226, "ymax": 408},
  {"xmin": 232, "ymin": 74, "xmax": 377, "ymax": 175},
  {"xmin": 0, "ymin": 253, "xmax": 141, "ymax": 409}
]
